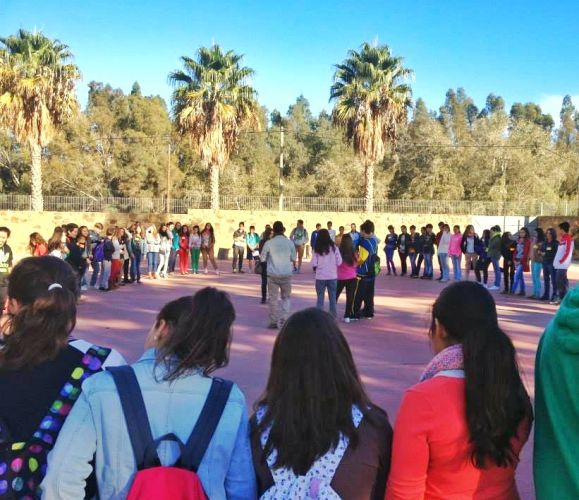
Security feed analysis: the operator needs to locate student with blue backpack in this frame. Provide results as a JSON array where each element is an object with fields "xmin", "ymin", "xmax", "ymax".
[
  {"xmin": 42, "ymin": 287, "xmax": 256, "ymax": 500},
  {"xmin": 0, "ymin": 256, "xmax": 123, "ymax": 499}
]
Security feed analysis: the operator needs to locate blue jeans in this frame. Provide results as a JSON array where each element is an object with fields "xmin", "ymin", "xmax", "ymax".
[
  {"xmin": 491, "ymin": 256, "xmax": 501, "ymax": 287},
  {"xmin": 90, "ymin": 261, "xmax": 101, "ymax": 287},
  {"xmin": 409, "ymin": 253, "xmax": 417, "ymax": 275},
  {"xmin": 531, "ymin": 261, "xmax": 542, "ymax": 297},
  {"xmin": 556, "ymin": 269, "xmax": 569, "ymax": 300},
  {"xmin": 451, "ymin": 255, "xmax": 462, "ymax": 280},
  {"xmin": 439, "ymin": 253, "xmax": 449, "ymax": 280},
  {"xmin": 512, "ymin": 263, "xmax": 526, "ymax": 293},
  {"xmin": 147, "ymin": 252, "xmax": 159, "ymax": 274},
  {"xmin": 423, "ymin": 253, "xmax": 433, "ymax": 277},
  {"xmin": 131, "ymin": 253, "xmax": 142, "ymax": 282},
  {"xmin": 542, "ymin": 262, "xmax": 557, "ymax": 299},
  {"xmin": 316, "ymin": 279, "xmax": 338, "ymax": 316},
  {"xmin": 385, "ymin": 247, "xmax": 396, "ymax": 273}
]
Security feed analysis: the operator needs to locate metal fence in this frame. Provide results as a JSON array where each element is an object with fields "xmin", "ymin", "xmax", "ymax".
[{"xmin": 0, "ymin": 194, "xmax": 577, "ymax": 216}]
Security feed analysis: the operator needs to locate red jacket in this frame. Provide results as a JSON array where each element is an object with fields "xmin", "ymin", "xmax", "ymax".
[
  {"xmin": 516, "ymin": 238, "xmax": 531, "ymax": 272},
  {"xmin": 387, "ymin": 376, "xmax": 530, "ymax": 500}
]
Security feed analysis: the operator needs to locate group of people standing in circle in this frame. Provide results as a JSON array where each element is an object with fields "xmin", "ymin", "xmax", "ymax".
[
  {"xmin": 1, "ymin": 253, "xmax": 576, "ymax": 498},
  {"xmin": 379, "ymin": 220, "xmax": 574, "ymax": 305}
]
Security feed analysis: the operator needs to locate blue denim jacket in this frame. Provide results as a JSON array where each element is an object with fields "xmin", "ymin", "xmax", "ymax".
[{"xmin": 41, "ymin": 349, "xmax": 257, "ymax": 499}]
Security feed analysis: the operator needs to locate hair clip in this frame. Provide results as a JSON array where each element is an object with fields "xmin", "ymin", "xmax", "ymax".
[{"xmin": 48, "ymin": 283, "xmax": 63, "ymax": 291}]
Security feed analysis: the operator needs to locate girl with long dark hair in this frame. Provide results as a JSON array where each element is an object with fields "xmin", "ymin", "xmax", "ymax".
[
  {"xmin": 43, "ymin": 288, "xmax": 256, "ymax": 499},
  {"xmin": 201, "ymin": 223, "xmax": 219, "ymax": 274},
  {"xmin": 312, "ymin": 229, "xmax": 342, "ymax": 316},
  {"xmin": 0, "ymin": 256, "xmax": 123, "ymax": 497},
  {"xmin": 387, "ymin": 281, "xmax": 532, "ymax": 498},
  {"xmin": 337, "ymin": 234, "xmax": 358, "ymax": 322},
  {"xmin": 252, "ymin": 308, "xmax": 392, "ymax": 499},
  {"xmin": 511, "ymin": 227, "xmax": 531, "ymax": 296},
  {"xmin": 157, "ymin": 223, "xmax": 171, "ymax": 279}
]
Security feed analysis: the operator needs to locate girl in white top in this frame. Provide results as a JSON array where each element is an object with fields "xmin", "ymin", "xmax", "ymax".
[
  {"xmin": 438, "ymin": 224, "xmax": 452, "ymax": 283},
  {"xmin": 157, "ymin": 224, "xmax": 172, "ymax": 279}
]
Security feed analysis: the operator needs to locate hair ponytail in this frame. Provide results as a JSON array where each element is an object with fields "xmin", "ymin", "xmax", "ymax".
[
  {"xmin": 0, "ymin": 256, "xmax": 79, "ymax": 371},
  {"xmin": 432, "ymin": 282, "xmax": 531, "ymax": 468}
]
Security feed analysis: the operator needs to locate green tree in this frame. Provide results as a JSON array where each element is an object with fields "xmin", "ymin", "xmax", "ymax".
[
  {"xmin": 169, "ymin": 45, "xmax": 260, "ymax": 210},
  {"xmin": 439, "ymin": 88, "xmax": 478, "ymax": 142},
  {"xmin": 0, "ymin": 29, "xmax": 80, "ymax": 210},
  {"xmin": 510, "ymin": 102, "xmax": 554, "ymax": 132},
  {"xmin": 330, "ymin": 42, "xmax": 413, "ymax": 212},
  {"xmin": 558, "ymin": 95, "xmax": 577, "ymax": 147}
]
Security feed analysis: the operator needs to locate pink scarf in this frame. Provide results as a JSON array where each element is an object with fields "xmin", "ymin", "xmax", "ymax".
[{"xmin": 420, "ymin": 344, "xmax": 464, "ymax": 382}]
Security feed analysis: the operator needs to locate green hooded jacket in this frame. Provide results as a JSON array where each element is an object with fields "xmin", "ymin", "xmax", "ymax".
[{"xmin": 534, "ymin": 284, "xmax": 579, "ymax": 499}]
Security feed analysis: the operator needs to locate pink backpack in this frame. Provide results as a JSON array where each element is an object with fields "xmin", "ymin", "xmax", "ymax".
[{"xmin": 109, "ymin": 367, "xmax": 232, "ymax": 500}]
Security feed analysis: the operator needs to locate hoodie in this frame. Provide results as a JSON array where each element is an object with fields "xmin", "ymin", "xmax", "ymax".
[{"xmin": 534, "ymin": 285, "xmax": 579, "ymax": 499}]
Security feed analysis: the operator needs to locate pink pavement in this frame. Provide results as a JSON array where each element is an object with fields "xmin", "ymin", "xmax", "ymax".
[{"xmin": 73, "ymin": 264, "xmax": 578, "ymax": 500}]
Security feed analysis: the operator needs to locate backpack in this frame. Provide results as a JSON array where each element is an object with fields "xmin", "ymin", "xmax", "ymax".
[
  {"xmin": 92, "ymin": 240, "xmax": 104, "ymax": 263},
  {"xmin": 109, "ymin": 366, "xmax": 233, "ymax": 500},
  {"xmin": 256, "ymin": 405, "xmax": 364, "ymax": 499},
  {"xmin": 0, "ymin": 345, "xmax": 111, "ymax": 499},
  {"xmin": 369, "ymin": 253, "xmax": 382, "ymax": 277}
]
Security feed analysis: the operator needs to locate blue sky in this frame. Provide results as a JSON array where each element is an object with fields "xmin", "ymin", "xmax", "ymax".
[{"xmin": 1, "ymin": 0, "xmax": 578, "ymax": 122}]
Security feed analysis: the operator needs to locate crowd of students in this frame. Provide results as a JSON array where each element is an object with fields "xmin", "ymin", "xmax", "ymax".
[
  {"xmin": 254, "ymin": 218, "xmax": 574, "ymax": 326},
  {"xmin": 8, "ymin": 221, "xmax": 225, "ymax": 295},
  {"xmin": 0, "ymin": 255, "xmax": 577, "ymax": 499},
  {"xmin": 372, "ymin": 221, "xmax": 575, "ymax": 306}
]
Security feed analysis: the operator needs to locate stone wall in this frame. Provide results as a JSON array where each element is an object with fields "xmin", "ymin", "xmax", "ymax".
[{"xmin": 1, "ymin": 209, "xmax": 473, "ymax": 260}]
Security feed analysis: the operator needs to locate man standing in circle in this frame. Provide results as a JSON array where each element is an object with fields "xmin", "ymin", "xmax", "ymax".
[
  {"xmin": 232, "ymin": 222, "xmax": 247, "ymax": 274},
  {"xmin": 289, "ymin": 219, "xmax": 308, "ymax": 274},
  {"xmin": 261, "ymin": 221, "xmax": 297, "ymax": 330},
  {"xmin": 327, "ymin": 221, "xmax": 337, "ymax": 242},
  {"xmin": 349, "ymin": 223, "xmax": 360, "ymax": 248}
]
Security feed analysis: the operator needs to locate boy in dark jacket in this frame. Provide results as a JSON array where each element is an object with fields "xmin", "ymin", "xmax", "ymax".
[
  {"xmin": 398, "ymin": 225, "xmax": 411, "ymax": 276},
  {"xmin": 500, "ymin": 232, "xmax": 516, "ymax": 294},
  {"xmin": 420, "ymin": 224, "xmax": 435, "ymax": 279}
]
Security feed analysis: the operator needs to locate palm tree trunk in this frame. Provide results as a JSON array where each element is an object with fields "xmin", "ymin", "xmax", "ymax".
[
  {"xmin": 365, "ymin": 162, "xmax": 374, "ymax": 213},
  {"xmin": 210, "ymin": 163, "xmax": 220, "ymax": 210},
  {"xmin": 29, "ymin": 141, "xmax": 43, "ymax": 211}
]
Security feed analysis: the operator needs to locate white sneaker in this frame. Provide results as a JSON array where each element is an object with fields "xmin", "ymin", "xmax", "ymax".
[
  {"xmin": 204, "ymin": 268, "xmax": 208, "ymax": 274},
  {"xmin": 488, "ymin": 285, "xmax": 500, "ymax": 291},
  {"xmin": 80, "ymin": 285, "xmax": 88, "ymax": 291},
  {"xmin": 214, "ymin": 269, "xmax": 220, "ymax": 275},
  {"xmin": 343, "ymin": 317, "xmax": 351, "ymax": 324}
]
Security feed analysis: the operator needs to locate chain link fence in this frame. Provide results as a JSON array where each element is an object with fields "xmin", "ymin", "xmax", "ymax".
[{"xmin": 0, "ymin": 194, "xmax": 577, "ymax": 216}]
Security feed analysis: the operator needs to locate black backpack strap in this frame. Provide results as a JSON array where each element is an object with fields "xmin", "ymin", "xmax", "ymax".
[
  {"xmin": 181, "ymin": 378, "xmax": 233, "ymax": 471},
  {"xmin": 109, "ymin": 366, "xmax": 156, "ymax": 470}
]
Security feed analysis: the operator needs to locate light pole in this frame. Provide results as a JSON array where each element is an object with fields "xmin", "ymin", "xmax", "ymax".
[{"xmin": 278, "ymin": 125, "xmax": 284, "ymax": 212}]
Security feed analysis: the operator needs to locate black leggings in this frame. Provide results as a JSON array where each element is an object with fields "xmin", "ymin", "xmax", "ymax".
[
  {"xmin": 503, "ymin": 260, "xmax": 515, "ymax": 291},
  {"xmin": 475, "ymin": 258, "xmax": 491, "ymax": 284},
  {"xmin": 260, "ymin": 264, "xmax": 268, "ymax": 301},
  {"xmin": 337, "ymin": 278, "xmax": 356, "ymax": 318},
  {"xmin": 123, "ymin": 259, "xmax": 130, "ymax": 282}
]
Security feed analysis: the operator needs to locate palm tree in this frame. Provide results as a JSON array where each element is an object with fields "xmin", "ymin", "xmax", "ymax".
[
  {"xmin": 0, "ymin": 29, "xmax": 80, "ymax": 211},
  {"xmin": 331, "ymin": 42, "xmax": 413, "ymax": 212},
  {"xmin": 169, "ymin": 45, "xmax": 260, "ymax": 210}
]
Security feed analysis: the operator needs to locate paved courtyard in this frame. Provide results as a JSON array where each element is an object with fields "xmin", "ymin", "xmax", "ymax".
[{"xmin": 73, "ymin": 263, "xmax": 578, "ymax": 499}]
